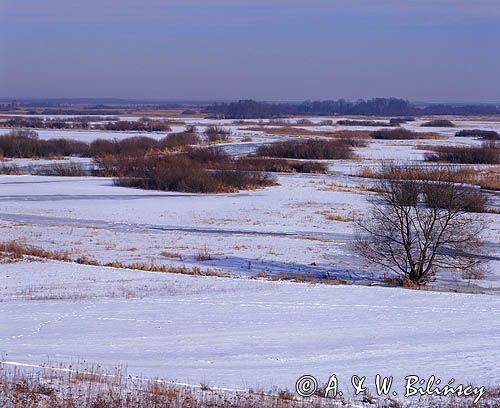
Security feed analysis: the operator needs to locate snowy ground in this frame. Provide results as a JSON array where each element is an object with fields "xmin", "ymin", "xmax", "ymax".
[{"xmin": 1, "ymin": 261, "xmax": 498, "ymax": 393}]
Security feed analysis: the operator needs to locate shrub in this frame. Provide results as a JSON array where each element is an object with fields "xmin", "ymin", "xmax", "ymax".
[
  {"xmin": 233, "ymin": 157, "xmax": 328, "ymax": 173},
  {"xmin": 40, "ymin": 162, "xmax": 87, "ymax": 177},
  {"xmin": 103, "ymin": 120, "xmax": 172, "ymax": 132},
  {"xmin": 425, "ymin": 141, "xmax": 499, "ymax": 164},
  {"xmin": 0, "ymin": 130, "xmax": 89, "ymax": 158},
  {"xmin": 337, "ymin": 119, "xmax": 393, "ymax": 127},
  {"xmin": 455, "ymin": 129, "xmax": 498, "ymax": 140},
  {"xmin": 421, "ymin": 119, "xmax": 455, "ymax": 127},
  {"xmin": 295, "ymin": 118, "xmax": 313, "ymax": 125},
  {"xmin": 90, "ymin": 137, "xmax": 159, "ymax": 157},
  {"xmin": 371, "ymin": 128, "xmax": 442, "ymax": 140},
  {"xmin": 256, "ymin": 139, "xmax": 354, "ymax": 160},
  {"xmin": 186, "ymin": 146, "xmax": 230, "ymax": 164},
  {"xmin": 160, "ymin": 132, "xmax": 200, "ymax": 149},
  {"xmin": 0, "ymin": 163, "xmax": 22, "ymax": 175},
  {"xmin": 319, "ymin": 119, "xmax": 334, "ymax": 125},
  {"xmin": 114, "ymin": 156, "xmax": 276, "ymax": 193},
  {"xmin": 389, "ymin": 117, "xmax": 414, "ymax": 125},
  {"xmin": 205, "ymin": 126, "xmax": 230, "ymax": 142}
]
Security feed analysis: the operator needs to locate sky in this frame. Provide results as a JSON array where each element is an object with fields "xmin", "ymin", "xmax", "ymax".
[{"xmin": 1, "ymin": 0, "xmax": 499, "ymax": 102}]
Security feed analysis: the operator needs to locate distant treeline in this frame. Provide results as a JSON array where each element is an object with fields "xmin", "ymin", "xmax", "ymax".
[{"xmin": 203, "ymin": 98, "xmax": 500, "ymax": 118}]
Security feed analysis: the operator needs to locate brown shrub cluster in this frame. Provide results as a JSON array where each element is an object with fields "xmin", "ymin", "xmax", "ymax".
[
  {"xmin": 100, "ymin": 153, "xmax": 277, "ymax": 193},
  {"xmin": 356, "ymin": 164, "xmax": 489, "ymax": 213},
  {"xmin": 103, "ymin": 120, "xmax": 172, "ymax": 132},
  {"xmin": 232, "ymin": 157, "xmax": 328, "ymax": 173},
  {"xmin": 0, "ymin": 130, "xmax": 89, "ymax": 158},
  {"xmin": 256, "ymin": 139, "xmax": 354, "ymax": 160},
  {"xmin": 421, "ymin": 119, "xmax": 455, "ymax": 127},
  {"xmin": 161, "ymin": 130, "xmax": 200, "ymax": 149},
  {"xmin": 205, "ymin": 125, "xmax": 230, "ymax": 142},
  {"xmin": 337, "ymin": 119, "xmax": 393, "ymax": 126},
  {"xmin": 425, "ymin": 141, "xmax": 499, "ymax": 164},
  {"xmin": 455, "ymin": 129, "xmax": 498, "ymax": 140},
  {"xmin": 39, "ymin": 162, "xmax": 87, "ymax": 177},
  {"xmin": 371, "ymin": 128, "xmax": 443, "ymax": 140}
]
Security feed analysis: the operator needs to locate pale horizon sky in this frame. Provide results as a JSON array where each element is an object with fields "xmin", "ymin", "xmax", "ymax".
[{"xmin": 1, "ymin": 1, "xmax": 499, "ymax": 102}]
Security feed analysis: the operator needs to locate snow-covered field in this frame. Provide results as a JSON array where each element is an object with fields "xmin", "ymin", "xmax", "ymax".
[
  {"xmin": 0, "ymin": 115, "xmax": 499, "ymax": 399},
  {"xmin": 1, "ymin": 261, "xmax": 499, "ymax": 393}
]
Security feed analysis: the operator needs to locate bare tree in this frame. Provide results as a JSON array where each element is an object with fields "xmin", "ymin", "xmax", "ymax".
[{"xmin": 354, "ymin": 164, "xmax": 487, "ymax": 285}]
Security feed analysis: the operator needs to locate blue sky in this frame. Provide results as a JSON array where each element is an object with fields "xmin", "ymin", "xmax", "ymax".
[{"xmin": 1, "ymin": 1, "xmax": 499, "ymax": 101}]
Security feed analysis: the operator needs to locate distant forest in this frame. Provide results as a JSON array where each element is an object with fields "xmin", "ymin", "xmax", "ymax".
[{"xmin": 203, "ymin": 98, "xmax": 500, "ymax": 118}]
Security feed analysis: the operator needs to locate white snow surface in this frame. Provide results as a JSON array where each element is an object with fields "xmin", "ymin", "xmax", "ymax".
[{"xmin": 1, "ymin": 261, "xmax": 498, "ymax": 392}]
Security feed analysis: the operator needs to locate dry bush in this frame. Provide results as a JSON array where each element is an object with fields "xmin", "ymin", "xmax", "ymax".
[
  {"xmin": 233, "ymin": 157, "xmax": 328, "ymax": 173},
  {"xmin": 196, "ymin": 245, "xmax": 213, "ymax": 261},
  {"xmin": 0, "ymin": 129, "xmax": 89, "ymax": 158},
  {"xmin": 389, "ymin": 117, "xmax": 414, "ymax": 125},
  {"xmin": 112, "ymin": 155, "xmax": 277, "ymax": 193},
  {"xmin": 371, "ymin": 128, "xmax": 443, "ymax": 140},
  {"xmin": 337, "ymin": 119, "xmax": 393, "ymax": 126},
  {"xmin": 425, "ymin": 141, "xmax": 499, "ymax": 164},
  {"xmin": 257, "ymin": 139, "xmax": 354, "ymax": 160},
  {"xmin": 160, "ymin": 131, "xmax": 200, "ymax": 149},
  {"xmin": 39, "ymin": 162, "xmax": 86, "ymax": 176},
  {"xmin": 89, "ymin": 136, "xmax": 159, "ymax": 157},
  {"xmin": 103, "ymin": 120, "xmax": 172, "ymax": 132},
  {"xmin": 205, "ymin": 125, "xmax": 230, "ymax": 142},
  {"xmin": 421, "ymin": 119, "xmax": 455, "ymax": 127},
  {"xmin": 455, "ymin": 129, "xmax": 498, "ymax": 140},
  {"xmin": 295, "ymin": 118, "xmax": 313, "ymax": 124},
  {"xmin": 186, "ymin": 146, "xmax": 230, "ymax": 164},
  {"xmin": 0, "ymin": 163, "xmax": 23, "ymax": 175},
  {"xmin": 326, "ymin": 130, "xmax": 372, "ymax": 140}
]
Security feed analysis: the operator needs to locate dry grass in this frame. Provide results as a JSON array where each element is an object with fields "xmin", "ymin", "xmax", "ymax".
[
  {"xmin": 318, "ymin": 210, "xmax": 354, "ymax": 222},
  {"xmin": 160, "ymin": 251, "xmax": 183, "ymax": 259},
  {"xmin": 355, "ymin": 166, "xmax": 479, "ymax": 184},
  {"xmin": 0, "ymin": 240, "xmax": 227, "ymax": 277},
  {"xmin": 0, "ymin": 364, "xmax": 342, "ymax": 408},
  {"xmin": 1, "ymin": 363, "xmax": 497, "ymax": 407},
  {"xmin": 356, "ymin": 165, "xmax": 500, "ymax": 192},
  {"xmin": 479, "ymin": 173, "xmax": 500, "ymax": 190},
  {"xmin": 242, "ymin": 126, "xmax": 372, "ymax": 143}
]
